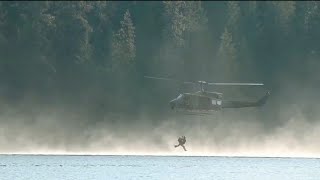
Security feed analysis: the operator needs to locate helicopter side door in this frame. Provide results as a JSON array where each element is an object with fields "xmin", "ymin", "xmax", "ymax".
[
  {"xmin": 184, "ymin": 94, "xmax": 200, "ymax": 110},
  {"xmin": 197, "ymin": 96, "xmax": 211, "ymax": 110},
  {"xmin": 182, "ymin": 94, "xmax": 193, "ymax": 109},
  {"xmin": 184, "ymin": 94, "xmax": 212, "ymax": 110}
]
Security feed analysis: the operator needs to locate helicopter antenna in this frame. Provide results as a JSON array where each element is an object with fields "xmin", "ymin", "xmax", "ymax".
[{"xmin": 198, "ymin": 81, "xmax": 206, "ymax": 92}]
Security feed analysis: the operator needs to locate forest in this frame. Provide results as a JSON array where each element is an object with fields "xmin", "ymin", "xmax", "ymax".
[{"xmin": 0, "ymin": 1, "xmax": 319, "ymax": 123}]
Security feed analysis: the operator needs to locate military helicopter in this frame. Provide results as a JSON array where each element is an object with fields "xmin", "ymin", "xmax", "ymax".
[{"xmin": 144, "ymin": 76, "xmax": 270, "ymax": 113}]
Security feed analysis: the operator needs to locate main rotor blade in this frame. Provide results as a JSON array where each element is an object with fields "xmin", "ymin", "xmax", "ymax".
[
  {"xmin": 207, "ymin": 82, "xmax": 264, "ymax": 86},
  {"xmin": 144, "ymin": 76, "xmax": 195, "ymax": 85},
  {"xmin": 144, "ymin": 76, "xmax": 264, "ymax": 86}
]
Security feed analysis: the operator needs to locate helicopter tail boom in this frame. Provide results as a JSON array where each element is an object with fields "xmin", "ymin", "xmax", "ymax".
[{"xmin": 221, "ymin": 91, "xmax": 271, "ymax": 109}]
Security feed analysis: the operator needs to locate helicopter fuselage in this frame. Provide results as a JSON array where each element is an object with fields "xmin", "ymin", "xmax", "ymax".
[
  {"xmin": 169, "ymin": 93, "xmax": 222, "ymax": 111},
  {"xmin": 143, "ymin": 75, "xmax": 270, "ymax": 112},
  {"xmin": 169, "ymin": 91, "xmax": 270, "ymax": 112}
]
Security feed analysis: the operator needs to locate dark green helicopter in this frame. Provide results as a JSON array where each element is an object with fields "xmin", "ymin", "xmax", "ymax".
[{"xmin": 144, "ymin": 76, "xmax": 270, "ymax": 113}]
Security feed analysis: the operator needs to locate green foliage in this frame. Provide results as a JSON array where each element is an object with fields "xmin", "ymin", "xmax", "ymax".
[
  {"xmin": 272, "ymin": 1, "xmax": 296, "ymax": 34},
  {"xmin": 111, "ymin": 10, "xmax": 136, "ymax": 72},
  {"xmin": 54, "ymin": 4, "xmax": 93, "ymax": 65},
  {"xmin": 163, "ymin": 1, "xmax": 207, "ymax": 48},
  {"xmin": 226, "ymin": 1, "xmax": 240, "ymax": 33},
  {"xmin": 217, "ymin": 27, "xmax": 238, "ymax": 78},
  {"xmin": 304, "ymin": 2, "xmax": 320, "ymax": 35}
]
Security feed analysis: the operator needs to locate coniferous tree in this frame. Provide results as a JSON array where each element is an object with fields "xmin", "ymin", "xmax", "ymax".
[
  {"xmin": 111, "ymin": 9, "xmax": 136, "ymax": 72},
  {"xmin": 163, "ymin": 1, "xmax": 207, "ymax": 48},
  {"xmin": 86, "ymin": 1, "xmax": 113, "ymax": 69},
  {"xmin": 304, "ymin": 1, "xmax": 320, "ymax": 51},
  {"xmin": 217, "ymin": 2, "xmax": 241, "ymax": 81},
  {"xmin": 162, "ymin": 1, "xmax": 208, "ymax": 79},
  {"xmin": 53, "ymin": 2, "xmax": 93, "ymax": 67},
  {"xmin": 226, "ymin": 1, "xmax": 241, "ymax": 34},
  {"xmin": 217, "ymin": 27, "xmax": 237, "ymax": 80},
  {"xmin": 272, "ymin": 1, "xmax": 296, "ymax": 35}
]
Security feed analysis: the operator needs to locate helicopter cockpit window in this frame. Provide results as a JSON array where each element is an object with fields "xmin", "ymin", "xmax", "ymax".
[{"xmin": 176, "ymin": 94, "xmax": 184, "ymax": 101}]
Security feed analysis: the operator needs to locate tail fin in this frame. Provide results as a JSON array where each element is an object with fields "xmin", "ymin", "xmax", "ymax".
[{"xmin": 256, "ymin": 91, "xmax": 271, "ymax": 106}]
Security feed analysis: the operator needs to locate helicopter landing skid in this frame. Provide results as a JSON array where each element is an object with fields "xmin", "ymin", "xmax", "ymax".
[{"xmin": 173, "ymin": 109, "xmax": 218, "ymax": 116}]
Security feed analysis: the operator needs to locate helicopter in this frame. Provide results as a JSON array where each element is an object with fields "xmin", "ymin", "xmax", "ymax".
[{"xmin": 144, "ymin": 76, "xmax": 270, "ymax": 113}]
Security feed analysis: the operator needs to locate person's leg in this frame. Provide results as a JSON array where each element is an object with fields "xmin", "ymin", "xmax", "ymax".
[{"xmin": 181, "ymin": 145, "xmax": 187, "ymax": 151}]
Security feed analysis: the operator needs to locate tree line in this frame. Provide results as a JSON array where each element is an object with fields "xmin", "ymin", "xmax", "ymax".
[{"xmin": 0, "ymin": 1, "xmax": 319, "ymax": 117}]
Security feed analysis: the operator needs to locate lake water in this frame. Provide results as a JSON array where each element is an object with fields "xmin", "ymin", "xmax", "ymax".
[{"xmin": 0, "ymin": 155, "xmax": 319, "ymax": 180}]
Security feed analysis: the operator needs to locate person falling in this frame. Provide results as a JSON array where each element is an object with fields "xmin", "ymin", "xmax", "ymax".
[{"xmin": 174, "ymin": 136, "xmax": 187, "ymax": 151}]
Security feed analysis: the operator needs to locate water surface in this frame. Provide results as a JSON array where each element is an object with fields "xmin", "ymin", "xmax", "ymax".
[{"xmin": 0, "ymin": 155, "xmax": 319, "ymax": 180}]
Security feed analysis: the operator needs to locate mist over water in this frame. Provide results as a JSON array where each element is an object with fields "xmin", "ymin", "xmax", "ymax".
[{"xmin": 1, "ymin": 91, "xmax": 320, "ymax": 158}]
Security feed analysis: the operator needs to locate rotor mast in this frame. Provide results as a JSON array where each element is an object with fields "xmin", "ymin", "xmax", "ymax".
[{"xmin": 198, "ymin": 81, "xmax": 207, "ymax": 92}]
